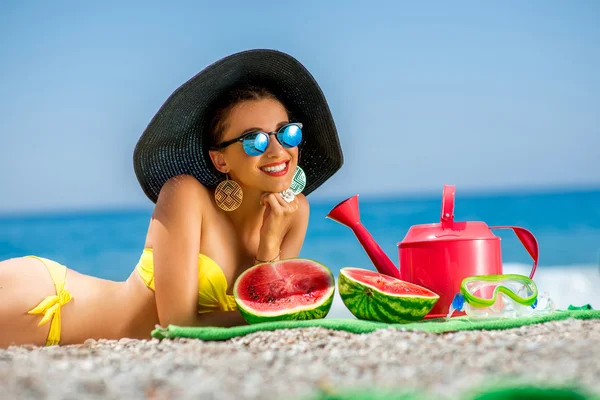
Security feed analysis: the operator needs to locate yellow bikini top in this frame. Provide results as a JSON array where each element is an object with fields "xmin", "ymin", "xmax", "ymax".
[{"xmin": 135, "ymin": 248, "xmax": 237, "ymax": 314}]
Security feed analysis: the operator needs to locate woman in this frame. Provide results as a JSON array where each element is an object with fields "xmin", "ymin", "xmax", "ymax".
[{"xmin": 0, "ymin": 49, "xmax": 343, "ymax": 347}]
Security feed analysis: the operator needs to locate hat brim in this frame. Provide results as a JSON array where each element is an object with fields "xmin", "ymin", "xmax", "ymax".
[{"xmin": 133, "ymin": 49, "xmax": 344, "ymax": 204}]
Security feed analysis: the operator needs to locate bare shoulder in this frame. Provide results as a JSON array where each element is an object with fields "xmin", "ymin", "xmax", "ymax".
[
  {"xmin": 153, "ymin": 174, "xmax": 213, "ymax": 216},
  {"xmin": 145, "ymin": 175, "xmax": 216, "ymax": 250},
  {"xmin": 157, "ymin": 174, "xmax": 212, "ymax": 200},
  {"xmin": 279, "ymin": 193, "xmax": 310, "ymax": 258},
  {"xmin": 291, "ymin": 193, "xmax": 310, "ymax": 230},
  {"xmin": 295, "ymin": 193, "xmax": 309, "ymax": 218}
]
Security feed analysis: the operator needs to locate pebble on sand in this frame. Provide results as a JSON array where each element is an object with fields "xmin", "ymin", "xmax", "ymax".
[{"xmin": 1, "ymin": 319, "xmax": 599, "ymax": 400}]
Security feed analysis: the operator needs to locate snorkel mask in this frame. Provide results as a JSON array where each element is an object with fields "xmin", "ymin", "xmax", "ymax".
[{"xmin": 446, "ymin": 274, "xmax": 555, "ymax": 320}]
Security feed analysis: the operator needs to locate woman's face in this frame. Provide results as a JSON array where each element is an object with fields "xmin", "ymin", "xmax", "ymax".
[{"xmin": 210, "ymin": 97, "xmax": 299, "ymax": 194}]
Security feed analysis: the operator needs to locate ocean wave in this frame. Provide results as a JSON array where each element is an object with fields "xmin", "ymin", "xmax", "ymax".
[
  {"xmin": 503, "ymin": 262, "xmax": 599, "ymax": 310},
  {"xmin": 326, "ymin": 263, "xmax": 599, "ymax": 319}
]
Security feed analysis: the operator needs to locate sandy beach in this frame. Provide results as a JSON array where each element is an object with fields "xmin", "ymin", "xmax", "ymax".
[{"xmin": 1, "ymin": 317, "xmax": 599, "ymax": 400}]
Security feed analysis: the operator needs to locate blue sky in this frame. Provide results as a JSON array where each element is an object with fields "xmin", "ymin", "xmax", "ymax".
[{"xmin": 1, "ymin": 1, "xmax": 599, "ymax": 213}]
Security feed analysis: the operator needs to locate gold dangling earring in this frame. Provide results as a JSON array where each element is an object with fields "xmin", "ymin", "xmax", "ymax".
[{"xmin": 214, "ymin": 174, "xmax": 243, "ymax": 211}]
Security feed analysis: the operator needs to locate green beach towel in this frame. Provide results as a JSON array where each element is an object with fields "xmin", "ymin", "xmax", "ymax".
[
  {"xmin": 152, "ymin": 305, "xmax": 600, "ymax": 341},
  {"xmin": 304, "ymin": 385, "xmax": 598, "ymax": 400}
]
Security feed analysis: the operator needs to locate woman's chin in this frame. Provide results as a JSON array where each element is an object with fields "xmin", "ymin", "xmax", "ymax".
[{"xmin": 261, "ymin": 183, "xmax": 289, "ymax": 194}]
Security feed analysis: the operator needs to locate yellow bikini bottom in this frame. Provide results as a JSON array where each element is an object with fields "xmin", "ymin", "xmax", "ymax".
[
  {"xmin": 26, "ymin": 256, "xmax": 73, "ymax": 346},
  {"xmin": 26, "ymin": 249, "xmax": 237, "ymax": 346}
]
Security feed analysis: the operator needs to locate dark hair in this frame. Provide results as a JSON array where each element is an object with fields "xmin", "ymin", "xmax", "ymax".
[{"xmin": 207, "ymin": 84, "xmax": 289, "ymax": 149}]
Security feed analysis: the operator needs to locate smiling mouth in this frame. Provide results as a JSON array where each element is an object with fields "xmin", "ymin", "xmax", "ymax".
[{"xmin": 260, "ymin": 161, "xmax": 289, "ymax": 176}]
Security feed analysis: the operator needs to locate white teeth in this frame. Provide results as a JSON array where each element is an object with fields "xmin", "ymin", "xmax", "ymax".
[{"xmin": 261, "ymin": 162, "xmax": 287, "ymax": 173}]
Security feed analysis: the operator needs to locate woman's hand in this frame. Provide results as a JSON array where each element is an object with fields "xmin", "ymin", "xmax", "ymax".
[{"xmin": 256, "ymin": 192, "xmax": 299, "ymax": 261}]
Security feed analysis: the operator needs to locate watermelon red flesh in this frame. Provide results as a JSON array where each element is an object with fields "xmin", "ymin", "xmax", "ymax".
[
  {"xmin": 237, "ymin": 263, "xmax": 331, "ymax": 311},
  {"xmin": 339, "ymin": 267, "xmax": 439, "ymax": 324},
  {"xmin": 342, "ymin": 268, "xmax": 437, "ymax": 297},
  {"xmin": 233, "ymin": 259, "xmax": 335, "ymax": 324}
]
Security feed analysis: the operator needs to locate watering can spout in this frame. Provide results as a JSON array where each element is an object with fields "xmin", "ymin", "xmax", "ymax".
[{"xmin": 326, "ymin": 195, "xmax": 401, "ymax": 279}]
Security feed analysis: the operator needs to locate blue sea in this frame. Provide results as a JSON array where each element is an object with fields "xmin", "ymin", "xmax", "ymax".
[{"xmin": 1, "ymin": 187, "xmax": 599, "ymax": 314}]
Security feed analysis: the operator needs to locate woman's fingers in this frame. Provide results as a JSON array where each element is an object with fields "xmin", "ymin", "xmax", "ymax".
[
  {"xmin": 275, "ymin": 192, "xmax": 299, "ymax": 214},
  {"xmin": 264, "ymin": 193, "xmax": 284, "ymax": 215},
  {"xmin": 284, "ymin": 193, "xmax": 299, "ymax": 213},
  {"xmin": 262, "ymin": 192, "xmax": 298, "ymax": 216}
]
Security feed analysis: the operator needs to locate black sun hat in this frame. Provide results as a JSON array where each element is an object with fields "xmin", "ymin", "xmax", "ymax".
[{"xmin": 133, "ymin": 49, "xmax": 344, "ymax": 203}]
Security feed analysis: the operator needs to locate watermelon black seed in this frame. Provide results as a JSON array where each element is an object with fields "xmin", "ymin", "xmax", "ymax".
[{"xmin": 246, "ymin": 285, "xmax": 261, "ymax": 301}]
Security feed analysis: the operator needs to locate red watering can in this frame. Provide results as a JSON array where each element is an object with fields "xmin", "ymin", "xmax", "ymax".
[{"xmin": 326, "ymin": 184, "xmax": 539, "ymax": 318}]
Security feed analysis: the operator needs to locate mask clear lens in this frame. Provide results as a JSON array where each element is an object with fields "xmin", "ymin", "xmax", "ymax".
[{"xmin": 462, "ymin": 274, "xmax": 538, "ymax": 308}]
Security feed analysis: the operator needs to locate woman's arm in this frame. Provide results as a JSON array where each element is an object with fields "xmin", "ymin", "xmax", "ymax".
[
  {"xmin": 278, "ymin": 194, "xmax": 310, "ymax": 259},
  {"xmin": 196, "ymin": 310, "xmax": 248, "ymax": 327},
  {"xmin": 150, "ymin": 174, "xmax": 210, "ymax": 327}
]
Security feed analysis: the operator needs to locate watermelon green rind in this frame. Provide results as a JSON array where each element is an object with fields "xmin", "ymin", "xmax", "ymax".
[
  {"xmin": 233, "ymin": 258, "xmax": 336, "ymax": 324},
  {"xmin": 338, "ymin": 267, "xmax": 439, "ymax": 324}
]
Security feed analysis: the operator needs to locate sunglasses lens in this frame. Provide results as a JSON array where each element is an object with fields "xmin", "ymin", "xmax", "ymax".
[
  {"xmin": 242, "ymin": 132, "xmax": 269, "ymax": 156},
  {"xmin": 278, "ymin": 124, "xmax": 303, "ymax": 148}
]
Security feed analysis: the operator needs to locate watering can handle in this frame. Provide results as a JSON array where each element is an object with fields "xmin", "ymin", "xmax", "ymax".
[
  {"xmin": 439, "ymin": 184, "xmax": 538, "ymax": 279},
  {"xmin": 489, "ymin": 226, "xmax": 539, "ymax": 279},
  {"xmin": 441, "ymin": 184, "xmax": 456, "ymax": 230}
]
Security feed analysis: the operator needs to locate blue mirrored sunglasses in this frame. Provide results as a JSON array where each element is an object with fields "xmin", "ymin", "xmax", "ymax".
[{"xmin": 214, "ymin": 123, "xmax": 303, "ymax": 156}]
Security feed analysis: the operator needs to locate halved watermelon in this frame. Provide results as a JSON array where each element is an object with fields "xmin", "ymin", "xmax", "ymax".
[
  {"xmin": 338, "ymin": 267, "xmax": 439, "ymax": 323},
  {"xmin": 233, "ymin": 258, "xmax": 335, "ymax": 324}
]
